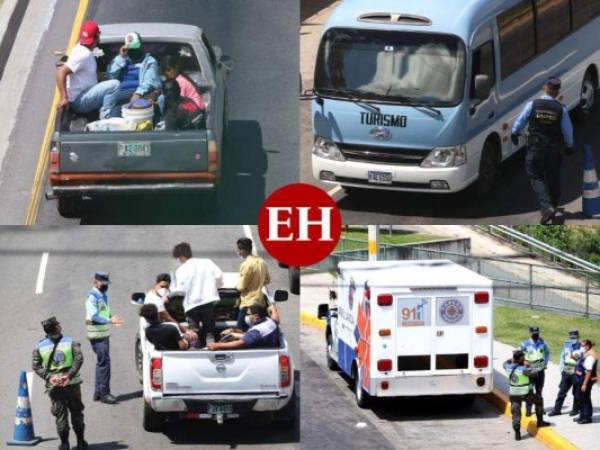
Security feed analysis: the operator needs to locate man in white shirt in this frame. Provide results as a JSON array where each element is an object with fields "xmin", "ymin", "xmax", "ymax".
[
  {"xmin": 56, "ymin": 20, "xmax": 121, "ymax": 119},
  {"xmin": 171, "ymin": 242, "xmax": 223, "ymax": 348}
]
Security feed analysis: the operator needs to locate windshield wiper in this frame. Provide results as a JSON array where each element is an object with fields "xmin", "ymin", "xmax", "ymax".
[
  {"xmin": 383, "ymin": 93, "xmax": 443, "ymax": 117},
  {"xmin": 317, "ymin": 88, "xmax": 381, "ymax": 114}
]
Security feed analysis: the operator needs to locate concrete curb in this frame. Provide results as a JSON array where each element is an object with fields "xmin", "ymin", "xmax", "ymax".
[
  {"xmin": 0, "ymin": 0, "xmax": 30, "ymax": 80},
  {"xmin": 300, "ymin": 310, "xmax": 578, "ymax": 450}
]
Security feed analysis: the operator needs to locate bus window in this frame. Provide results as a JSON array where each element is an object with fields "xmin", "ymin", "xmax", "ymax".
[
  {"xmin": 571, "ymin": 0, "xmax": 600, "ymax": 29},
  {"xmin": 470, "ymin": 41, "xmax": 495, "ymax": 99},
  {"xmin": 535, "ymin": 0, "xmax": 571, "ymax": 53},
  {"xmin": 498, "ymin": 1, "xmax": 535, "ymax": 79}
]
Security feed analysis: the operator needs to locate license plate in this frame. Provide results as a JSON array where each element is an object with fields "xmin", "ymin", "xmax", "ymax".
[
  {"xmin": 368, "ymin": 171, "xmax": 392, "ymax": 185},
  {"xmin": 207, "ymin": 404, "xmax": 233, "ymax": 415},
  {"xmin": 117, "ymin": 142, "xmax": 151, "ymax": 157}
]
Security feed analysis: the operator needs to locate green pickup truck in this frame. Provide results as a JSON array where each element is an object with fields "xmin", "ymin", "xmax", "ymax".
[{"xmin": 46, "ymin": 23, "xmax": 232, "ymax": 218}]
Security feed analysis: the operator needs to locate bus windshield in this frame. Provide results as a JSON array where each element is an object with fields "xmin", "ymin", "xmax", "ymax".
[{"xmin": 315, "ymin": 28, "xmax": 466, "ymax": 107}]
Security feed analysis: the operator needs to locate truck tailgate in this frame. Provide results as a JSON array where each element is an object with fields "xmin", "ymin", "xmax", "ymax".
[
  {"xmin": 58, "ymin": 131, "xmax": 208, "ymax": 173},
  {"xmin": 162, "ymin": 349, "xmax": 281, "ymax": 395}
]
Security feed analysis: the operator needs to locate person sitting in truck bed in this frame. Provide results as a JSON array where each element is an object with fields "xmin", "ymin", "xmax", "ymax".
[
  {"xmin": 140, "ymin": 303, "xmax": 192, "ymax": 351},
  {"xmin": 207, "ymin": 304, "xmax": 280, "ymax": 351},
  {"xmin": 161, "ymin": 54, "xmax": 206, "ymax": 112},
  {"xmin": 162, "ymin": 79, "xmax": 204, "ymax": 131},
  {"xmin": 105, "ymin": 32, "xmax": 162, "ymax": 116}
]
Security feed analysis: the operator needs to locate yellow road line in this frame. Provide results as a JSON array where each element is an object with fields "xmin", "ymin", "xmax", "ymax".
[
  {"xmin": 25, "ymin": 0, "xmax": 89, "ymax": 225},
  {"xmin": 301, "ymin": 309, "xmax": 578, "ymax": 450}
]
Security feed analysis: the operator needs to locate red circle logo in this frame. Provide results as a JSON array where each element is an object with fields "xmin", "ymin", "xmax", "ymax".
[{"xmin": 258, "ymin": 183, "xmax": 342, "ymax": 267}]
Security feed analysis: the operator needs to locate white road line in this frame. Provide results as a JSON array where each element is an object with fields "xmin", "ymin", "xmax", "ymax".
[
  {"xmin": 35, "ymin": 252, "xmax": 49, "ymax": 294},
  {"xmin": 242, "ymin": 225, "xmax": 258, "ymax": 255},
  {"xmin": 327, "ymin": 185, "xmax": 342, "ymax": 197}
]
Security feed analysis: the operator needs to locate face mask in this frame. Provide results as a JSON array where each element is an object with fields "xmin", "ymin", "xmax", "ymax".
[
  {"xmin": 99, "ymin": 284, "xmax": 109, "ymax": 293},
  {"xmin": 531, "ymin": 334, "xmax": 539, "ymax": 341},
  {"xmin": 570, "ymin": 338, "xmax": 578, "ymax": 345},
  {"xmin": 157, "ymin": 287, "xmax": 169, "ymax": 298},
  {"xmin": 244, "ymin": 316, "xmax": 254, "ymax": 327}
]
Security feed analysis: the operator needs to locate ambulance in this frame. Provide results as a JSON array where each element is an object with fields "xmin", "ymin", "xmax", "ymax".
[{"xmin": 318, "ymin": 260, "xmax": 494, "ymax": 407}]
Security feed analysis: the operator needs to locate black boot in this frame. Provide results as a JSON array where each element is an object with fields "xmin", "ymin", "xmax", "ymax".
[
  {"xmin": 58, "ymin": 433, "xmax": 70, "ymax": 450},
  {"xmin": 547, "ymin": 409, "xmax": 561, "ymax": 416},
  {"xmin": 514, "ymin": 429, "xmax": 521, "ymax": 441},
  {"xmin": 75, "ymin": 432, "xmax": 88, "ymax": 450},
  {"xmin": 537, "ymin": 419, "xmax": 551, "ymax": 428}
]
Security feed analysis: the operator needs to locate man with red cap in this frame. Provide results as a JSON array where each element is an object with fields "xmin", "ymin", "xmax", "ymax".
[{"xmin": 56, "ymin": 20, "xmax": 121, "ymax": 119}]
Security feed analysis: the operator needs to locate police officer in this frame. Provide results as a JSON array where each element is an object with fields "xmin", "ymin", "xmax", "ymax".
[
  {"xmin": 548, "ymin": 329, "xmax": 581, "ymax": 416},
  {"xmin": 503, "ymin": 350, "xmax": 551, "ymax": 441},
  {"xmin": 574, "ymin": 339, "xmax": 597, "ymax": 424},
  {"xmin": 512, "ymin": 77, "xmax": 574, "ymax": 224},
  {"xmin": 32, "ymin": 317, "xmax": 87, "ymax": 450},
  {"xmin": 85, "ymin": 272, "xmax": 123, "ymax": 404},
  {"xmin": 520, "ymin": 326, "xmax": 551, "ymax": 416}
]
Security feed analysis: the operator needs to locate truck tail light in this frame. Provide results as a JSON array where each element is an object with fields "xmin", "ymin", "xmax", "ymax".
[
  {"xmin": 49, "ymin": 148, "xmax": 60, "ymax": 174},
  {"xmin": 377, "ymin": 294, "xmax": 393, "ymax": 306},
  {"xmin": 475, "ymin": 326, "xmax": 488, "ymax": 334},
  {"xmin": 279, "ymin": 355, "xmax": 291, "ymax": 388},
  {"xmin": 208, "ymin": 139, "xmax": 218, "ymax": 173},
  {"xmin": 377, "ymin": 359, "xmax": 392, "ymax": 372},
  {"xmin": 150, "ymin": 357, "xmax": 162, "ymax": 391},
  {"xmin": 474, "ymin": 292, "xmax": 489, "ymax": 304},
  {"xmin": 474, "ymin": 356, "xmax": 488, "ymax": 368}
]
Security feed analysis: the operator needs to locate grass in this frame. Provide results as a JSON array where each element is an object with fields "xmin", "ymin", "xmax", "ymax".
[
  {"xmin": 494, "ymin": 304, "xmax": 600, "ymax": 363},
  {"xmin": 336, "ymin": 230, "xmax": 446, "ymax": 251}
]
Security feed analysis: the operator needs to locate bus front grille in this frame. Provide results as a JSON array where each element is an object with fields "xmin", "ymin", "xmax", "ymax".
[{"xmin": 339, "ymin": 144, "xmax": 429, "ymax": 165}]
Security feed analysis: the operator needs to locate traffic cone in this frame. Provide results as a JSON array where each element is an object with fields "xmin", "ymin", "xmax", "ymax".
[
  {"xmin": 583, "ymin": 144, "xmax": 600, "ymax": 218},
  {"xmin": 7, "ymin": 370, "xmax": 41, "ymax": 446}
]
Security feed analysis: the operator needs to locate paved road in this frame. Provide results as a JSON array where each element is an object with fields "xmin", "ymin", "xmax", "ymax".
[
  {"xmin": 299, "ymin": 1, "xmax": 600, "ymax": 225},
  {"xmin": 300, "ymin": 323, "xmax": 545, "ymax": 450},
  {"xmin": 0, "ymin": 226, "xmax": 299, "ymax": 449},
  {"xmin": 0, "ymin": 0, "xmax": 298, "ymax": 224}
]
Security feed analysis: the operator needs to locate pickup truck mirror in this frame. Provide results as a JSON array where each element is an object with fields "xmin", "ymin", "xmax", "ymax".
[
  {"xmin": 329, "ymin": 290, "xmax": 337, "ymax": 300},
  {"xmin": 274, "ymin": 290, "xmax": 288, "ymax": 302},
  {"xmin": 318, "ymin": 303, "xmax": 329, "ymax": 319},
  {"xmin": 130, "ymin": 292, "xmax": 145, "ymax": 306},
  {"xmin": 219, "ymin": 55, "xmax": 234, "ymax": 73}
]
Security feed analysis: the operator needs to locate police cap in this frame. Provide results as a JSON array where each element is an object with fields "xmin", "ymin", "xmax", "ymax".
[
  {"xmin": 529, "ymin": 326, "xmax": 540, "ymax": 333},
  {"xmin": 41, "ymin": 316, "xmax": 60, "ymax": 334},
  {"xmin": 569, "ymin": 328, "xmax": 579, "ymax": 337},
  {"xmin": 94, "ymin": 272, "xmax": 111, "ymax": 284},
  {"xmin": 546, "ymin": 77, "xmax": 561, "ymax": 90}
]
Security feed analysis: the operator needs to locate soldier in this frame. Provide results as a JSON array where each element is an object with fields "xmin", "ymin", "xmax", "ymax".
[
  {"xmin": 548, "ymin": 329, "xmax": 581, "ymax": 416},
  {"xmin": 32, "ymin": 317, "xmax": 87, "ymax": 450},
  {"xmin": 520, "ymin": 326, "xmax": 550, "ymax": 416},
  {"xmin": 512, "ymin": 77, "xmax": 574, "ymax": 224},
  {"xmin": 503, "ymin": 350, "xmax": 551, "ymax": 441}
]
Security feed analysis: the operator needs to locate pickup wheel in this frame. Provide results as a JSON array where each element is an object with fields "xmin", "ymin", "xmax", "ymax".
[
  {"xmin": 57, "ymin": 196, "xmax": 83, "ymax": 218},
  {"xmin": 143, "ymin": 402, "xmax": 165, "ymax": 432},
  {"xmin": 289, "ymin": 267, "xmax": 300, "ymax": 295},
  {"xmin": 326, "ymin": 333, "xmax": 338, "ymax": 370},
  {"xmin": 135, "ymin": 334, "xmax": 142, "ymax": 384},
  {"xmin": 353, "ymin": 364, "xmax": 371, "ymax": 409},
  {"xmin": 273, "ymin": 389, "xmax": 297, "ymax": 429}
]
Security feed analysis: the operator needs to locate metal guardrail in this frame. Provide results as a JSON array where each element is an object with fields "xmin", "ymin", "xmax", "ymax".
[{"xmin": 480, "ymin": 225, "xmax": 600, "ymax": 273}]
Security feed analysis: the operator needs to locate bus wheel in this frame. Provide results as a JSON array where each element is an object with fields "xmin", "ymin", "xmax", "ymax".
[
  {"xmin": 574, "ymin": 71, "xmax": 597, "ymax": 122},
  {"xmin": 473, "ymin": 141, "xmax": 498, "ymax": 199},
  {"xmin": 326, "ymin": 333, "xmax": 338, "ymax": 370},
  {"xmin": 353, "ymin": 364, "xmax": 371, "ymax": 408}
]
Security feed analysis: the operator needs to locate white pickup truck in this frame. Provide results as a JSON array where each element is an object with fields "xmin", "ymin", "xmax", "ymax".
[{"xmin": 132, "ymin": 273, "xmax": 295, "ymax": 431}]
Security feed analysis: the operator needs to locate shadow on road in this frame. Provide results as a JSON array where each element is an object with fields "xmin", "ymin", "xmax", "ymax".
[
  {"xmin": 116, "ymin": 390, "xmax": 142, "ymax": 403},
  {"xmin": 88, "ymin": 441, "xmax": 128, "ymax": 450},
  {"xmin": 301, "ymin": 0, "xmax": 338, "ymax": 22}
]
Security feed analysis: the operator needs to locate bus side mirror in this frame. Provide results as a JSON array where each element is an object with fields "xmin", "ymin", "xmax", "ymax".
[
  {"xmin": 130, "ymin": 292, "xmax": 145, "ymax": 306},
  {"xmin": 474, "ymin": 74, "xmax": 491, "ymax": 101},
  {"xmin": 274, "ymin": 290, "xmax": 289, "ymax": 302},
  {"xmin": 318, "ymin": 303, "xmax": 329, "ymax": 319}
]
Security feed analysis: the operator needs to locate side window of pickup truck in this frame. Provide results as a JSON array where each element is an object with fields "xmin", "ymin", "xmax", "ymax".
[{"xmin": 202, "ymin": 33, "xmax": 218, "ymax": 68}]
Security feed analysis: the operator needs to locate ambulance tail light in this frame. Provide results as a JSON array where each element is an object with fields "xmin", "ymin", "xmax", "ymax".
[
  {"xmin": 279, "ymin": 355, "xmax": 291, "ymax": 388},
  {"xmin": 474, "ymin": 356, "xmax": 489, "ymax": 368},
  {"xmin": 474, "ymin": 292, "xmax": 489, "ymax": 304},
  {"xmin": 150, "ymin": 357, "xmax": 162, "ymax": 390},
  {"xmin": 377, "ymin": 294, "xmax": 393, "ymax": 306},
  {"xmin": 379, "ymin": 329, "xmax": 391, "ymax": 337},
  {"xmin": 377, "ymin": 359, "xmax": 392, "ymax": 372},
  {"xmin": 475, "ymin": 326, "xmax": 488, "ymax": 334}
]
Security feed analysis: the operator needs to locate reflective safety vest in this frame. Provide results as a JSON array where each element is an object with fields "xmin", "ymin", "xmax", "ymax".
[
  {"xmin": 37, "ymin": 336, "xmax": 81, "ymax": 385},
  {"xmin": 506, "ymin": 363, "xmax": 532, "ymax": 396},
  {"xmin": 562, "ymin": 341, "xmax": 581, "ymax": 375},
  {"xmin": 523, "ymin": 339, "xmax": 546, "ymax": 369},
  {"xmin": 86, "ymin": 289, "xmax": 111, "ymax": 340}
]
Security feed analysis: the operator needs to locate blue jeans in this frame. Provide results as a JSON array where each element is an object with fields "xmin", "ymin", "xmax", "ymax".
[
  {"xmin": 70, "ymin": 80, "xmax": 121, "ymax": 119},
  {"xmin": 90, "ymin": 337, "xmax": 111, "ymax": 396}
]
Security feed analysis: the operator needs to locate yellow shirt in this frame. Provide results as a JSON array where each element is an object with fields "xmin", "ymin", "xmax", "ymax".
[{"xmin": 237, "ymin": 255, "xmax": 271, "ymax": 308}]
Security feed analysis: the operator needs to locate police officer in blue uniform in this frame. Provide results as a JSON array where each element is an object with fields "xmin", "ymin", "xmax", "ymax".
[
  {"xmin": 519, "ymin": 326, "xmax": 550, "ymax": 416},
  {"xmin": 548, "ymin": 329, "xmax": 581, "ymax": 416},
  {"xmin": 503, "ymin": 350, "xmax": 551, "ymax": 441},
  {"xmin": 573, "ymin": 339, "xmax": 597, "ymax": 424},
  {"xmin": 512, "ymin": 77, "xmax": 574, "ymax": 224}
]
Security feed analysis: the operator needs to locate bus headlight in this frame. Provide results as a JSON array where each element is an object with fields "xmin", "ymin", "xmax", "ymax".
[
  {"xmin": 313, "ymin": 136, "xmax": 345, "ymax": 162},
  {"xmin": 421, "ymin": 145, "xmax": 467, "ymax": 168}
]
